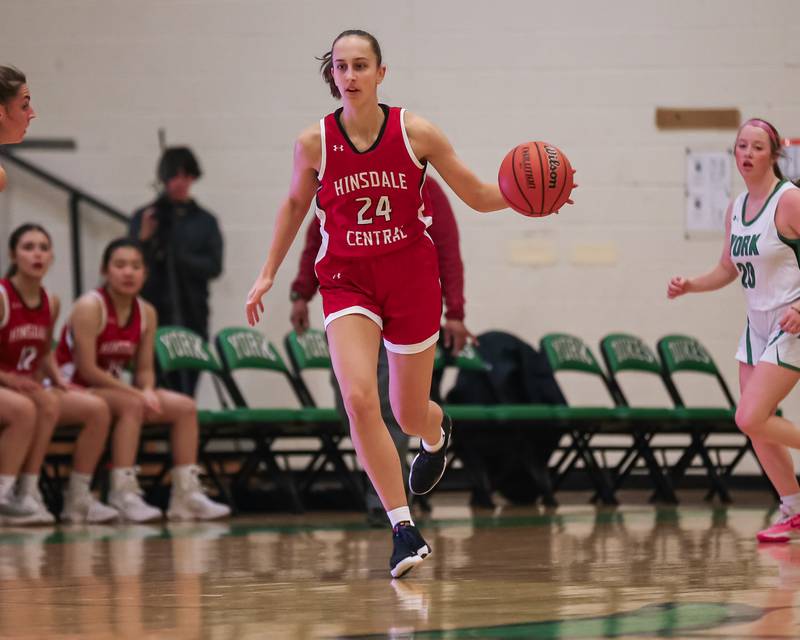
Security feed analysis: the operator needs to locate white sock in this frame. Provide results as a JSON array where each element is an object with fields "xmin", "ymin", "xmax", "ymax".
[
  {"xmin": 422, "ymin": 429, "xmax": 445, "ymax": 454},
  {"xmin": 387, "ymin": 506, "xmax": 413, "ymax": 529},
  {"xmin": 781, "ymin": 492, "xmax": 800, "ymax": 514},
  {"xmin": 111, "ymin": 467, "xmax": 137, "ymax": 492},
  {"xmin": 172, "ymin": 464, "xmax": 198, "ymax": 488},
  {"xmin": 68, "ymin": 471, "xmax": 92, "ymax": 497},
  {"xmin": 0, "ymin": 475, "xmax": 15, "ymax": 500},
  {"xmin": 18, "ymin": 473, "xmax": 39, "ymax": 496}
]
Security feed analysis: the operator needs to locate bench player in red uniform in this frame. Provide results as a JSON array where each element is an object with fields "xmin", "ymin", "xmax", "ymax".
[
  {"xmin": 246, "ymin": 29, "xmax": 510, "ymax": 577},
  {"xmin": 57, "ymin": 238, "xmax": 230, "ymax": 522},
  {"xmin": 0, "ymin": 224, "xmax": 116, "ymax": 524}
]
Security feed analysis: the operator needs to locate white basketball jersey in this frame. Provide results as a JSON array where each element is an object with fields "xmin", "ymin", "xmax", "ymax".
[{"xmin": 729, "ymin": 180, "xmax": 800, "ymax": 311}]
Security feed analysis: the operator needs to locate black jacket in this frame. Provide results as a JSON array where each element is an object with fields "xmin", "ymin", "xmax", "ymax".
[
  {"xmin": 129, "ymin": 196, "xmax": 223, "ymax": 338},
  {"xmin": 446, "ymin": 330, "xmax": 565, "ymax": 406}
]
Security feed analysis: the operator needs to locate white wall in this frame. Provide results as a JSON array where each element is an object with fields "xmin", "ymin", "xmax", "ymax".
[{"xmin": 2, "ymin": 0, "xmax": 800, "ymax": 430}]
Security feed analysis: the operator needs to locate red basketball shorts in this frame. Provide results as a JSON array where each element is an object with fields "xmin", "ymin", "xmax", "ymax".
[{"xmin": 315, "ymin": 235, "xmax": 442, "ymax": 354}]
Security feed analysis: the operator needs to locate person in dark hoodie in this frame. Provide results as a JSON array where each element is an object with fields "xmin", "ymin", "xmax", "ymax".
[{"xmin": 129, "ymin": 147, "xmax": 223, "ymax": 396}]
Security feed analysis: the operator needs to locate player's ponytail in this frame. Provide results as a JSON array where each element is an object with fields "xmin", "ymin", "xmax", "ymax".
[
  {"xmin": 317, "ymin": 30, "xmax": 383, "ymax": 100},
  {"xmin": 5, "ymin": 223, "xmax": 51, "ymax": 278},
  {"xmin": 0, "ymin": 66, "xmax": 26, "ymax": 107}
]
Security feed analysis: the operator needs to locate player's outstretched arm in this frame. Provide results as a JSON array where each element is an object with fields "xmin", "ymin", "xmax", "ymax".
[
  {"xmin": 668, "ymin": 202, "xmax": 738, "ymax": 298},
  {"xmin": 246, "ymin": 126, "xmax": 321, "ymax": 326},
  {"xmin": 405, "ymin": 112, "xmax": 507, "ymax": 213}
]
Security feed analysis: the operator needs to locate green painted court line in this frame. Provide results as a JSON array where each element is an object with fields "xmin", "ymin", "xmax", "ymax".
[{"xmin": 336, "ymin": 603, "xmax": 764, "ymax": 639}]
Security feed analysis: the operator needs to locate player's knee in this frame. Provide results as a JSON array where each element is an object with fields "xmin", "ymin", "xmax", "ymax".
[
  {"xmin": 118, "ymin": 395, "xmax": 145, "ymax": 422},
  {"xmin": 86, "ymin": 396, "xmax": 112, "ymax": 430},
  {"xmin": 735, "ymin": 404, "xmax": 765, "ymax": 436},
  {"xmin": 342, "ymin": 388, "xmax": 379, "ymax": 425},
  {"xmin": 177, "ymin": 394, "xmax": 198, "ymax": 424},
  {"xmin": 6, "ymin": 394, "xmax": 36, "ymax": 430},
  {"xmin": 392, "ymin": 404, "xmax": 427, "ymax": 436},
  {"xmin": 35, "ymin": 392, "xmax": 60, "ymax": 425}
]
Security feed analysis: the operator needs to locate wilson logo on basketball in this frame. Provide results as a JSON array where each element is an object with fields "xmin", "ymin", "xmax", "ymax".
[{"xmin": 545, "ymin": 146, "xmax": 560, "ymax": 189}]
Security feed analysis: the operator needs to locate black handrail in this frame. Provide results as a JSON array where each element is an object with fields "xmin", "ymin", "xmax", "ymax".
[
  {"xmin": 0, "ymin": 147, "xmax": 128, "ymax": 223},
  {"xmin": 0, "ymin": 146, "xmax": 130, "ymax": 298}
]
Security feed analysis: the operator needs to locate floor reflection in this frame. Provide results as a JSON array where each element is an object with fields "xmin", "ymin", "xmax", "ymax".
[{"xmin": 0, "ymin": 504, "xmax": 794, "ymax": 638}]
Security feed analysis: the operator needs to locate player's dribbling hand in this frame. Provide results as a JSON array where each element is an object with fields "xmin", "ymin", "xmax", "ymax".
[
  {"xmin": 779, "ymin": 306, "xmax": 800, "ymax": 335},
  {"xmin": 246, "ymin": 276, "xmax": 274, "ymax": 326},
  {"xmin": 667, "ymin": 276, "xmax": 690, "ymax": 299}
]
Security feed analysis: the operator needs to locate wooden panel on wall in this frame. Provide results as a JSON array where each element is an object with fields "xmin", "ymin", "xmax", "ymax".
[{"xmin": 656, "ymin": 108, "xmax": 741, "ymax": 130}]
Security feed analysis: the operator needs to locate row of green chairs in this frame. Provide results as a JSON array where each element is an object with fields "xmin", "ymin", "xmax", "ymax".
[
  {"xmin": 423, "ymin": 332, "xmax": 750, "ymax": 507},
  {"xmin": 152, "ymin": 325, "xmax": 752, "ymax": 512},
  {"xmin": 545, "ymin": 332, "xmax": 746, "ymax": 505}
]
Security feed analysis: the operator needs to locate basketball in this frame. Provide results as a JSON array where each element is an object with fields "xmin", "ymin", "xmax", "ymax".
[{"xmin": 498, "ymin": 141, "xmax": 574, "ymax": 217}]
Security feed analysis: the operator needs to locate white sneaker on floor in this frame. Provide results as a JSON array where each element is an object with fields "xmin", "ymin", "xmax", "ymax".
[
  {"xmin": 167, "ymin": 466, "xmax": 231, "ymax": 522},
  {"xmin": 0, "ymin": 490, "xmax": 35, "ymax": 518},
  {"xmin": 109, "ymin": 490, "xmax": 162, "ymax": 523},
  {"xmin": 61, "ymin": 493, "xmax": 119, "ymax": 524},
  {"xmin": 167, "ymin": 492, "xmax": 231, "ymax": 521},
  {"xmin": 3, "ymin": 491, "xmax": 56, "ymax": 526},
  {"xmin": 109, "ymin": 469, "xmax": 162, "ymax": 523}
]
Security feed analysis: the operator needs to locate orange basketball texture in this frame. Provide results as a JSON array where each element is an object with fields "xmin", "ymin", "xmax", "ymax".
[{"xmin": 498, "ymin": 142, "xmax": 574, "ymax": 217}]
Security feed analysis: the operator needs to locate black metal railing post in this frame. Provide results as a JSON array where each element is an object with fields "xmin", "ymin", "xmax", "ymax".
[
  {"xmin": 69, "ymin": 193, "xmax": 83, "ymax": 299},
  {"xmin": 0, "ymin": 145, "xmax": 129, "ymax": 299}
]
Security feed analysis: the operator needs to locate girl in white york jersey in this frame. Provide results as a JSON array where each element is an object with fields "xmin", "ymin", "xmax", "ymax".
[{"xmin": 669, "ymin": 118, "xmax": 800, "ymax": 543}]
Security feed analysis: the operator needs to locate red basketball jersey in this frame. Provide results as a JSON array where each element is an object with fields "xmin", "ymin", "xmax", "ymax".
[
  {"xmin": 315, "ymin": 105, "xmax": 430, "ymax": 259},
  {"xmin": 0, "ymin": 278, "xmax": 51, "ymax": 376},
  {"xmin": 56, "ymin": 287, "xmax": 146, "ymax": 385}
]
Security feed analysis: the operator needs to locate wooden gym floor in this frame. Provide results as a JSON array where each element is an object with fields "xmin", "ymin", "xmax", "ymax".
[{"xmin": 0, "ymin": 494, "xmax": 798, "ymax": 639}]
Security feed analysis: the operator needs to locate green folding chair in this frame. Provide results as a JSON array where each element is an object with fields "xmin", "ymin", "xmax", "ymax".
[
  {"xmin": 153, "ymin": 326, "xmax": 239, "ymax": 507},
  {"xmin": 217, "ymin": 327, "xmax": 362, "ymax": 510},
  {"xmin": 540, "ymin": 332, "xmax": 629, "ymax": 505},
  {"xmin": 657, "ymin": 334, "xmax": 747, "ymax": 503},
  {"xmin": 600, "ymin": 333, "xmax": 691, "ymax": 503},
  {"xmin": 284, "ymin": 328, "xmax": 335, "ymax": 408}
]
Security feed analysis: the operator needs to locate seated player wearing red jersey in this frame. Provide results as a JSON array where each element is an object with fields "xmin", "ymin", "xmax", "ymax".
[
  {"xmin": 246, "ymin": 30, "xmax": 515, "ymax": 578},
  {"xmin": 56, "ymin": 238, "xmax": 229, "ymax": 522},
  {"xmin": 0, "ymin": 224, "xmax": 117, "ymax": 525}
]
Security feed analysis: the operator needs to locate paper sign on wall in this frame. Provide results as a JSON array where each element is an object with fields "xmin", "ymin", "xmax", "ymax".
[{"xmin": 685, "ymin": 150, "xmax": 732, "ymax": 235}]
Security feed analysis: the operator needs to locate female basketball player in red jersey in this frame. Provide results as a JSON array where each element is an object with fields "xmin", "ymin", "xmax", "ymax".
[
  {"xmin": 0, "ymin": 224, "xmax": 117, "ymax": 524},
  {"xmin": 0, "ymin": 65, "xmax": 35, "ymax": 192},
  {"xmin": 246, "ymin": 29, "xmax": 522, "ymax": 577},
  {"xmin": 668, "ymin": 118, "xmax": 800, "ymax": 543},
  {"xmin": 57, "ymin": 238, "xmax": 230, "ymax": 522}
]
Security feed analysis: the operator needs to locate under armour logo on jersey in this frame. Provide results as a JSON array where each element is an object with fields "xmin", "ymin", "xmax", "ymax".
[
  {"xmin": 333, "ymin": 145, "xmax": 344, "ymax": 152},
  {"xmin": 333, "ymin": 273, "xmax": 342, "ymax": 280}
]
